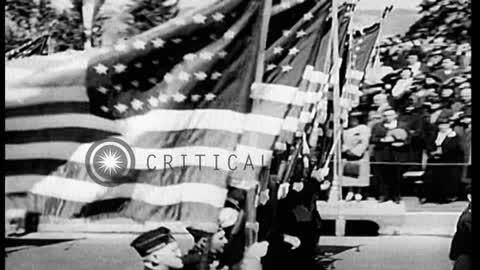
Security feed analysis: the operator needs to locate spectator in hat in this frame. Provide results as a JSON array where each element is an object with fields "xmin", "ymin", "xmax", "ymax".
[
  {"xmin": 400, "ymin": 101, "xmax": 436, "ymax": 172},
  {"xmin": 424, "ymin": 116, "xmax": 464, "ymax": 203},
  {"xmin": 432, "ymin": 57, "xmax": 462, "ymax": 83},
  {"xmin": 427, "ymin": 95, "xmax": 453, "ymax": 125},
  {"xmin": 130, "ymin": 226, "xmax": 184, "ymax": 270},
  {"xmin": 370, "ymin": 106, "xmax": 410, "ymax": 203},
  {"xmin": 405, "ymin": 51, "xmax": 422, "ymax": 76},
  {"xmin": 459, "ymin": 88, "xmax": 471, "ymax": 108},
  {"xmin": 420, "ymin": 51, "xmax": 443, "ymax": 73},
  {"xmin": 372, "ymin": 92, "xmax": 389, "ymax": 109},
  {"xmin": 440, "ymin": 87, "xmax": 455, "ymax": 105},
  {"xmin": 391, "ymin": 68, "xmax": 414, "ymax": 100},
  {"xmin": 453, "ymin": 111, "xmax": 471, "ymax": 200},
  {"xmin": 341, "ymin": 111, "xmax": 371, "ymax": 201}
]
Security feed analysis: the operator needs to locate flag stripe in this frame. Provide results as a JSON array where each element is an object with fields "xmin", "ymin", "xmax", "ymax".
[
  {"xmin": 5, "ymin": 86, "xmax": 88, "ymax": 108},
  {"xmin": 5, "ymin": 161, "xmax": 263, "ymax": 190},
  {"xmin": 6, "ymin": 110, "xmax": 300, "ymax": 135},
  {"xmin": 5, "ymin": 102, "xmax": 90, "ymax": 118},
  {"xmin": 6, "ymin": 174, "xmax": 227, "ymax": 207},
  {"xmin": 6, "ymin": 194, "xmax": 219, "ymax": 226},
  {"xmin": 6, "ymin": 128, "xmax": 118, "ymax": 144}
]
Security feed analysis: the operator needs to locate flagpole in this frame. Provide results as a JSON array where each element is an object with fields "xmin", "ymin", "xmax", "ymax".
[
  {"xmin": 255, "ymin": 0, "xmax": 273, "ymax": 82},
  {"xmin": 82, "ymin": 0, "xmax": 96, "ymax": 49},
  {"xmin": 328, "ymin": 0, "xmax": 343, "ymax": 203},
  {"xmin": 245, "ymin": 0, "xmax": 273, "ymax": 248}
]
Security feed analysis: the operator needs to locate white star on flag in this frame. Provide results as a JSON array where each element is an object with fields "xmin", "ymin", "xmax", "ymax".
[
  {"xmin": 212, "ymin": 12, "xmax": 224, "ymax": 21},
  {"xmin": 114, "ymin": 103, "xmax": 128, "ymax": 113},
  {"xmin": 158, "ymin": 94, "xmax": 169, "ymax": 103},
  {"xmin": 266, "ymin": 64, "xmax": 277, "ymax": 71},
  {"xmin": 94, "ymin": 64, "xmax": 108, "ymax": 75},
  {"xmin": 178, "ymin": 71, "xmax": 191, "ymax": 81},
  {"xmin": 164, "ymin": 73, "xmax": 175, "ymax": 83},
  {"xmin": 194, "ymin": 72, "xmax": 207, "ymax": 80},
  {"xmin": 148, "ymin": 96, "xmax": 159, "ymax": 107},
  {"xmin": 184, "ymin": 53, "xmax": 197, "ymax": 61},
  {"xmin": 281, "ymin": 65, "xmax": 293, "ymax": 72},
  {"xmin": 211, "ymin": 72, "xmax": 222, "ymax": 80},
  {"xmin": 218, "ymin": 51, "xmax": 227, "ymax": 58},
  {"xmin": 171, "ymin": 38, "xmax": 182, "ymax": 44},
  {"xmin": 173, "ymin": 93, "xmax": 187, "ymax": 102},
  {"xmin": 192, "ymin": 14, "xmax": 207, "ymax": 24},
  {"xmin": 282, "ymin": 30, "xmax": 291, "ymax": 37},
  {"xmin": 97, "ymin": 86, "xmax": 108, "ymax": 94},
  {"xmin": 113, "ymin": 85, "xmax": 122, "ymax": 92},
  {"xmin": 152, "ymin": 60, "xmax": 160, "ymax": 65},
  {"xmin": 191, "ymin": 94, "xmax": 201, "ymax": 102},
  {"xmin": 134, "ymin": 62, "xmax": 143, "ymax": 68},
  {"xmin": 148, "ymin": 77, "xmax": 158, "ymax": 84},
  {"xmin": 114, "ymin": 42, "xmax": 128, "ymax": 52},
  {"xmin": 100, "ymin": 105, "xmax": 110, "ymax": 112},
  {"xmin": 303, "ymin": 12, "xmax": 314, "ymax": 21},
  {"xmin": 288, "ymin": 47, "xmax": 300, "ymax": 56},
  {"xmin": 296, "ymin": 30, "xmax": 307, "ymax": 38},
  {"xmin": 199, "ymin": 51, "xmax": 214, "ymax": 60},
  {"xmin": 131, "ymin": 99, "xmax": 144, "ymax": 110},
  {"xmin": 133, "ymin": 40, "xmax": 147, "ymax": 50},
  {"xmin": 223, "ymin": 30, "xmax": 235, "ymax": 40},
  {"xmin": 131, "ymin": 80, "xmax": 140, "ymax": 87},
  {"xmin": 151, "ymin": 38, "xmax": 165, "ymax": 48},
  {"xmin": 113, "ymin": 63, "xmax": 127, "ymax": 73},
  {"xmin": 273, "ymin": 46, "xmax": 283, "ymax": 54},
  {"xmin": 205, "ymin": 93, "xmax": 216, "ymax": 101}
]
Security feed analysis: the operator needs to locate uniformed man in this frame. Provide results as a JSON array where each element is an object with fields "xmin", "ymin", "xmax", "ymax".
[
  {"xmin": 182, "ymin": 226, "xmax": 228, "ymax": 270},
  {"xmin": 130, "ymin": 226, "xmax": 184, "ymax": 270}
]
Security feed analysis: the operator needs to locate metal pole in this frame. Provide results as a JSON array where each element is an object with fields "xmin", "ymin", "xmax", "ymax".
[
  {"xmin": 328, "ymin": 0, "xmax": 342, "ymax": 202},
  {"xmin": 82, "ymin": 0, "xmax": 96, "ymax": 49},
  {"xmin": 246, "ymin": 0, "xmax": 273, "ymax": 247}
]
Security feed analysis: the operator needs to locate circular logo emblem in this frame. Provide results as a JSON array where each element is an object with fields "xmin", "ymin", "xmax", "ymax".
[{"xmin": 85, "ymin": 137, "xmax": 135, "ymax": 187}]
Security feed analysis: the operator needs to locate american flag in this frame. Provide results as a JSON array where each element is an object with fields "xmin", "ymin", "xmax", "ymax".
[
  {"xmin": 260, "ymin": 0, "xmax": 333, "ymax": 149},
  {"xmin": 6, "ymin": 0, "xmax": 267, "ymax": 229},
  {"xmin": 340, "ymin": 22, "xmax": 381, "ymax": 119},
  {"xmin": 306, "ymin": 3, "xmax": 355, "ymax": 167},
  {"xmin": 230, "ymin": 0, "xmax": 332, "ymax": 183}
]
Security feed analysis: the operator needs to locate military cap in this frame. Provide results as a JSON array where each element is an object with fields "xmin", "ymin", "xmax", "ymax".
[
  {"xmin": 131, "ymin": 226, "xmax": 175, "ymax": 257},
  {"xmin": 186, "ymin": 226, "xmax": 213, "ymax": 243}
]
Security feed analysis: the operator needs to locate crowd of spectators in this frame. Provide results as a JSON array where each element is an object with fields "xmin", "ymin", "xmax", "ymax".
[{"xmin": 341, "ymin": 0, "xmax": 471, "ymax": 204}]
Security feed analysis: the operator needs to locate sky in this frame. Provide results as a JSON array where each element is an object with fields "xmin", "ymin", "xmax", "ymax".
[{"xmin": 355, "ymin": 0, "xmax": 423, "ymax": 10}]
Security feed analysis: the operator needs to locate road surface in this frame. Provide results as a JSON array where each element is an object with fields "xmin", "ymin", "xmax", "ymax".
[{"xmin": 6, "ymin": 233, "xmax": 453, "ymax": 270}]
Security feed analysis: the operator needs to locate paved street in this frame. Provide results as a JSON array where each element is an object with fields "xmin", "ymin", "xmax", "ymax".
[
  {"xmin": 320, "ymin": 236, "xmax": 453, "ymax": 270},
  {"xmin": 6, "ymin": 233, "xmax": 453, "ymax": 270}
]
